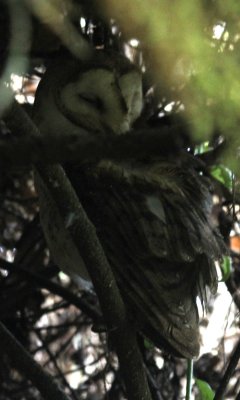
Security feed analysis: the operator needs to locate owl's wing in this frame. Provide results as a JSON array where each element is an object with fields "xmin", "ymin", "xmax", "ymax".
[{"xmin": 69, "ymin": 159, "xmax": 225, "ymax": 358}]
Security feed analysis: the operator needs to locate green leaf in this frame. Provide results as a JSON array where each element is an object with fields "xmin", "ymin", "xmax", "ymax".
[
  {"xmin": 219, "ymin": 256, "xmax": 232, "ymax": 282},
  {"xmin": 210, "ymin": 164, "xmax": 233, "ymax": 191},
  {"xmin": 143, "ymin": 338, "xmax": 154, "ymax": 350},
  {"xmin": 195, "ymin": 379, "xmax": 215, "ymax": 400},
  {"xmin": 194, "ymin": 141, "xmax": 213, "ymax": 155}
]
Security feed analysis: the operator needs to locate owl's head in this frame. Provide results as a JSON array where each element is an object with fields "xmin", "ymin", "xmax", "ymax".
[{"xmin": 33, "ymin": 51, "xmax": 143, "ymax": 138}]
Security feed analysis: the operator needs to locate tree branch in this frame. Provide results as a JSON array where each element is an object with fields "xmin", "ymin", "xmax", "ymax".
[
  {"xmin": 214, "ymin": 338, "xmax": 240, "ymax": 400},
  {"xmin": 3, "ymin": 99, "xmax": 153, "ymax": 399},
  {"xmin": 0, "ymin": 321, "xmax": 72, "ymax": 400},
  {"xmin": 35, "ymin": 162, "xmax": 152, "ymax": 400},
  {"xmin": 2, "ymin": 99, "xmax": 187, "ymax": 167},
  {"xmin": 0, "ymin": 259, "xmax": 101, "ymax": 321}
]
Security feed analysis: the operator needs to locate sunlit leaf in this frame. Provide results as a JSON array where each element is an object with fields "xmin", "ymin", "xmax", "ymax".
[
  {"xmin": 195, "ymin": 379, "xmax": 215, "ymax": 400},
  {"xmin": 194, "ymin": 141, "xmax": 213, "ymax": 155},
  {"xmin": 219, "ymin": 255, "xmax": 232, "ymax": 282},
  {"xmin": 210, "ymin": 164, "xmax": 233, "ymax": 191}
]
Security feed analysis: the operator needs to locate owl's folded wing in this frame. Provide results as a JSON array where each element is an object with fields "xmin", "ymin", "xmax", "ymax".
[{"xmin": 71, "ymin": 160, "xmax": 225, "ymax": 358}]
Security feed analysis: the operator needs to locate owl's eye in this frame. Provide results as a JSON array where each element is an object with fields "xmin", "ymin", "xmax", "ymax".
[{"xmin": 78, "ymin": 94, "xmax": 104, "ymax": 110}]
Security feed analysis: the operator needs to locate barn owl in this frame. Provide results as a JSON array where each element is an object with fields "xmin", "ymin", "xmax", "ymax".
[{"xmin": 33, "ymin": 50, "xmax": 225, "ymax": 359}]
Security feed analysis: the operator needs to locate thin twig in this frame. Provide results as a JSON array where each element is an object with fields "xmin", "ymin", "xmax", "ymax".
[
  {"xmin": 0, "ymin": 259, "xmax": 101, "ymax": 321},
  {"xmin": 0, "ymin": 321, "xmax": 72, "ymax": 400},
  {"xmin": 214, "ymin": 339, "xmax": 240, "ymax": 400},
  {"xmin": 186, "ymin": 359, "xmax": 193, "ymax": 400},
  {"xmin": 35, "ymin": 329, "xmax": 79, "ymax": 400}
]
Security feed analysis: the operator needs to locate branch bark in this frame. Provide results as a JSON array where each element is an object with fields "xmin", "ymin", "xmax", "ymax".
[
  {"xmin": 2, "ymin": 99, "xmax": 186, "ymax": 167},
  {"xmin": 35, "ymin": 162, "xmax": 152, "ymax": 400},
  {"xmin": 3, "ymin": 98, "xmax": 153, "ymax": 399}
]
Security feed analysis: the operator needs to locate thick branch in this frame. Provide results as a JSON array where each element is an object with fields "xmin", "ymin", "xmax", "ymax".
[
  {"xmin": 35, "ymin": 163, "xmax": 152, "ymax": 400},
  {"xmin": 2, "ymin": 99, "xmax": 187, "ymax": 166},
  {"xmin": 3, "ymin": 99, "xmax": 152, "ymax": 399},
  {"xmin": 0, "ymin": 321, "xmax": 72, "ymax": 400}
]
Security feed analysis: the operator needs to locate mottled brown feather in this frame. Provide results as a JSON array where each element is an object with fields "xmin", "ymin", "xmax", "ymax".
[{"xmin": 68, "ymin": 158, "xmax": 225, "ymax": 358}]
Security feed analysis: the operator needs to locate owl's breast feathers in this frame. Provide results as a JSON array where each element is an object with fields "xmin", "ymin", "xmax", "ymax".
[{"xmin": 69, "ymin": 158, "xmax": 226, "ymax": 358}]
